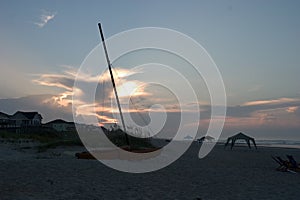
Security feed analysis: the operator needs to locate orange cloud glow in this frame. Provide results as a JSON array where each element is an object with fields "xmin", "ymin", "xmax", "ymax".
[
  {"xmin": 243, "ymin": 98, "xmax": 299, "ymax": 106},
  {"xmin": 286, "ymin": 106, "xmax": 298, "ymax": 113}
]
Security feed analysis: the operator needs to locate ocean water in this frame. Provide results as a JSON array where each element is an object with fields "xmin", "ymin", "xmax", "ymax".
[
  {"xmin": 155, "ymin": 138, "xmax": 300, "ymax": 149},
  {"xmin": 217, "ymin": 139, "xmax": 300, "ymax": 149},
  {"xmin": 255, "ymin": 140, "xmax": 300, "ymax": 149}
]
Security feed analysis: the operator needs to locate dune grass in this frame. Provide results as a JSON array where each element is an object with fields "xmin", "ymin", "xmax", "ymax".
[
  {"xmin": 0, "ymin": 130, "xmax": 83, "ymax": 152},
  {"xmin": 0, "ymin": 130, "xmax": 60, "ymax": 143},
  {"xmin": 0, "ymin": 128, "xmax": 157, "ymax": 152}
]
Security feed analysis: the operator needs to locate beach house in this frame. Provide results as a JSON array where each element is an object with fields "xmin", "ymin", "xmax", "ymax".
[
  {"xmin": 0, "ymin": 112, "xmax": 12, "ymax": 128},
  {"xmin": 0, "ymin": 111, "xmax": 43, "ymax": 133},
  {"xmin": 9, "ymin": 111, "xmax": 43, "ymax": 127},
  {"xmin": 44, "ymin": 119, "xmax": 75, "ymax": 132}
]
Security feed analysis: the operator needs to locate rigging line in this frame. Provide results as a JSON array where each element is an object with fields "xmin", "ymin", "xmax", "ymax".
[
  {"xmin": 99, "ymin": 72, "xmax": 106, "ymax": 125},
  {"xmin": 112, "ymin": 65, "xmax": 155, "ymax": 138}
]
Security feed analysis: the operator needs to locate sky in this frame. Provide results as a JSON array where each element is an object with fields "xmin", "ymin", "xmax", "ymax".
[{"xmin": 0, "ymin": 0, "xmax": 300, "ymax": 140}]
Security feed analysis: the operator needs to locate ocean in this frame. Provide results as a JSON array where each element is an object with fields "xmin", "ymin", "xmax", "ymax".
[
  {"xmin": 217, "ymin": 139, "xmax": 300, "ymax": 149},
  {"xmin": 255, "ymin": 140, "xmax": 300, "ymax": 149}
]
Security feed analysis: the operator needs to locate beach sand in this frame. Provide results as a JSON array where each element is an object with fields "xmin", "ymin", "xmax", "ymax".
[{"xmin": 0, "ymin": 142, "xmax": 300, "ymax": 200}]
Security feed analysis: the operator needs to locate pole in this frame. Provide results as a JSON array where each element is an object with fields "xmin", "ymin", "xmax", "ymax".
[{"xmin": 98, "ymin": 23, "xmax": 130, "ymax": 146}]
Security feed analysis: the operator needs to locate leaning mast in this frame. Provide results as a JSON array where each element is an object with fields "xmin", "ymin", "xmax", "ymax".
[{"xmin": 98, "ymin": 23, "xmax": 130, "ymax": 146}]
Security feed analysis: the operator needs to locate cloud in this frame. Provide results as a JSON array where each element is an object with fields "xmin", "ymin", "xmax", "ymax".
[
  {"xmin": 32, "ymin": 66, "xmax": 151, "ymax": 124},
  {"xmin": 217, "ymin": 97, "xmax": 300, "ymax": 136},
  {"xmin": 286, "ymin": 106, "xmax": 298, "ymax": 113},
  {"xmin": 34, "ymin": 10, "xmax": 56, "ymax": 28},
  {"xmin": 33, "ymin": 74, "xmax": 74, "ymax": 91},
  {"xmin": 33, "ymin": 65, "xmax": 203, "ymax": 128},
  {"xmin": 32, "ymin": 65, "xmax": 300, "ymax": 139},
  {"xmin": 188, "ymin": 97, "xmax": 300, "ymax": 139},
  {"xmin": 225, "ymin": 97, "xmax": 300, "ymax": 120},
  {"xmin": 242, "ymin": 98, "xmax": 299, "ymax": 106},
  {"xmin": 0, "ymin": 94, "xmax": 73, "ymax": 123}
]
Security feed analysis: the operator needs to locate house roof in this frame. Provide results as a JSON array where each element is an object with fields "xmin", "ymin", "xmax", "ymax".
[
  {"xmin": 0, "ymin": 112, "xmax": 10, "ymax": 119},
  {"xmin": 13, "ymin": 111, "xmax": 42, "ymax": 119},
  {"xmin": 225, "ymin": 132, "xmax": 257, "ymax": 149},
  {"xmin": 228, "ymin": 132, "xmax": 254, "ymax": 140},
  {"xmin": 45, "ymin": 119, "xmax": 74, "ymax": 125}
]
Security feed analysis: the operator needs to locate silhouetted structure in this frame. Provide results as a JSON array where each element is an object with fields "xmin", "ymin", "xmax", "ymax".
[
  {"xmin": 44, "ymin": 119, "xmax": 75, "ymax": 132},
  {"xmin": 0, "ymin": 111, "xmax": 43, "ymax": 133},
  {"xmin": 0, "ymin": 112, "xmax": 12, "ymax": 128},
  {"xmin": 197, "ymin": 136, "xmax": 215, "ymax": 143},
  {"xmin": 0, "ymin": 111, "xmax": 42, "ymax": 128},
  {"xmin": 10, "ymin": 111, "xmax": 42, "ymax": 127},
  {"xmin": 225, "ymin": 132, "xmax": 257, "ymax": 149}
]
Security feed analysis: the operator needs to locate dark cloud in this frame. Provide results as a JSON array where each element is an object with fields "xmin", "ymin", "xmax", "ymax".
[{"xmin": 226, "ymin": 99, "xmax": 300, "ymax": 118}]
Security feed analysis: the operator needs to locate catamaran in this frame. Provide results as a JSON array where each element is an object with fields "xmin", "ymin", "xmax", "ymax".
[{"xmin": 75, "ymin": 23, "xmax": 160, "ymax": 160}]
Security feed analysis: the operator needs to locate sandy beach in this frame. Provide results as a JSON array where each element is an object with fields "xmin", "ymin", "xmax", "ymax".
[{"xmin": 0, "ymin": 142, "xmax": 300, "ymax": 200}]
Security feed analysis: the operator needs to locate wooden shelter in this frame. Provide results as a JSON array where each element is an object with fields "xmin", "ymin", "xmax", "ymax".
[{"xmin": 225, "ymin": 132, "xmax": 257, "ymax": 149}]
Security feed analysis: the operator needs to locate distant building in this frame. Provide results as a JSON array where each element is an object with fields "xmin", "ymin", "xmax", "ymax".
[
  {"xmin": 44, "ymin": 119, "xmax": 75, "ymax": 132},
  {"xmin": 184, "ymin": 135, "xmax": 194, "ymax": 140},
  {"xmin": 0, "ymin": 112, "xmax": 13, "ymax": 128},
  {"xmin": 0, "ymin": 111, "xmax": 43, "ymax": 133},
  {"xmin": 10, "ymin": 111, "xmax": 42, "ymax": 127},
  {"xmin": 0, "ymin": 111, "xmax": 77, "ymax": 134}
]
